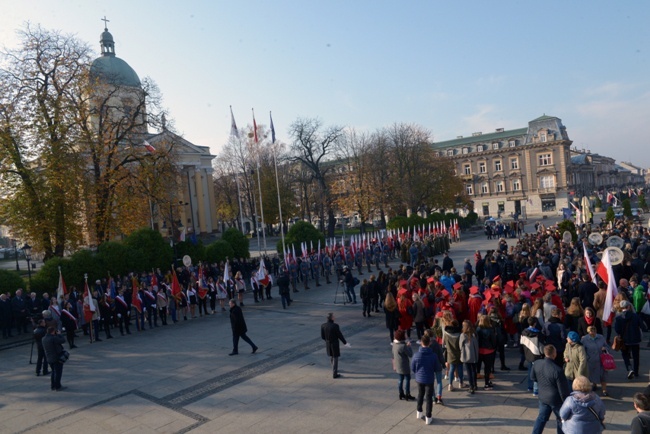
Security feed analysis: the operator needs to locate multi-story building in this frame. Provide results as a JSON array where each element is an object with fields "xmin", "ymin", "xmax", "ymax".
[{"xmin": 432, "ymin": 115, "xmax": 572, "ymax": 218}]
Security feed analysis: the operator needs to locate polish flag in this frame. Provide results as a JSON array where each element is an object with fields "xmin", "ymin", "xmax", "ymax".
[
  {"xmin": 57, "ymin": 267, "xmax": 67, "ymax": 300},
  {"xmin": 582, "ymin": 242, "xmax": 595, "ymax": 281},
  {"xmin": 143, "ymin": 140, "xmax": 156, "ymax": 152},
  {"xmin": 599, "ymin": 250, "xmax": 618, "ymax": 324},
  {"xmin": 131, "ymin": 277, "xmax": 142, "ymax": 313}
]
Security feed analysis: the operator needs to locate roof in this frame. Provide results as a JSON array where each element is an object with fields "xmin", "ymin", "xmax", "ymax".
[
  {"xmin": 570, "ymin": 154, "xmax": 589, "ymax": 165},
  {"xmin": 431, "ymin": 127, "xmax": 528, "ymax": 149},
  {"xmin": 90, "ymin": 56, "xmax": 141, "ymax": 87},
  {"xmin": 530, "ymin": 114, "xmax": 558, "ymax": 123}
]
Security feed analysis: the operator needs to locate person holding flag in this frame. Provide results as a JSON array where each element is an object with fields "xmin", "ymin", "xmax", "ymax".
[{"xmin": 82, "ymin": 276, "xmax": 99, "ymax": 342}]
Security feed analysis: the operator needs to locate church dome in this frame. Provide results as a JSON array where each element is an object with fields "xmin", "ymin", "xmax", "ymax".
[{"xmin": 89, "ymin": 26, "xmax": 141, "ymax": 88}]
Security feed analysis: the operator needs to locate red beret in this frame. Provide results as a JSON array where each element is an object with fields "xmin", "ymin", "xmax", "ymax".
[
  {"xmin": 469, "ymin": 286, "xmax": 479, "ymax": 295},
  {"xmin": 453, "ymin": 282, "xmax": 462, "ymax": 290},
  {"xmin": 493, "ymin": 275, "xmax": 501, "ymax": 283},
  {"xmin": 519, "ymin": 272, "xmax": 527, "ymax": 278},
  {"xmin": 427, "ymin": 276, "xmax": 435, "ymax": 284}
]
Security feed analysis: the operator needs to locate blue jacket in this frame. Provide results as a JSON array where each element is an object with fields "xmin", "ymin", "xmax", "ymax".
[
  {"xmin": 410, "ymin": 346, "xmax": 441, "ymax": 384},
  {"xmin": 559, "ymin": 391, "xmax": 605, "ymax": 434}
]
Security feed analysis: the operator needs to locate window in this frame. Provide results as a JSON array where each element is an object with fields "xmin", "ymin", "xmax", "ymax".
[
  {"xmin": 510, "ymin": 157, "xmax": 519, "ymax": 170},
  {"xmin": 494, "ymin": 160, "xmax": 502, "ymax": 171},
  {"xmin": 540, "ymin": 133, "xmax": 547, "ymax": 142},
  {"xmin": 495, "ymin": 181, "xmax": 504, "ymax": 193},
  {"xmin": 492, "ymin": 142, "xmax": 499, "ymax": 150},
  {"xmin": 447, "ymin": 149, "xmax": 454, "ymax": 156},
  {"xmin": 462, "ymin": 147, "xmax": 469, "ymax": 155},
  {"xmin": 538, "ymin": 153, "xmax": 552, "ymax": 166},
  {"xmin": 512, "ymin": 179, "xmax": 521, "ymax": 191},
  {"xmin": 509, "ymin": 140, "xmax": 516, "ymax": 148},
  {"xmin": 463, "ymin": 164, "xmax": 471, "ymax": 175},
  {"xmin": 539, "ymin": 175, "xmax": 555, "ymax": 189},
  {"xmin": 481, "ymin": 183, "xmax": 489, "ymax": 194},
  {"xmin": 479, "ymin": 162, "xmax": 487, "ymax": 173},
  {"xmin": 477, "ymin": 145, "xmax": 484, "ymax": 152},
  {"xmin": 541, "ymin": 198, "xmax": 556, "ymax": 211},
  {"xmin": 465, "ymin": 184, "xmax": 473, "ymax": 195}
]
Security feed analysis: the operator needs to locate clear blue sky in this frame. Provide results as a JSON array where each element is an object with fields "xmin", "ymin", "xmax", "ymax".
[{"xmin": 2, "ymin": 1, "xmax": 649, "ymax": 167}]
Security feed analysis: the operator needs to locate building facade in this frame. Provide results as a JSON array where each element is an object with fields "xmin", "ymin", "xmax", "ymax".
[
  {"xmin": 432, "ymin": 115, "xmax": 572, "ymax": 218},
  {"xmin": 88, "ymin": 23, "xmax": 217, "ymax": 240}
]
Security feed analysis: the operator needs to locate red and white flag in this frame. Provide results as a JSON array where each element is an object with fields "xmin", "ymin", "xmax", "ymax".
[
  {"xmin": 599, "ymin": 250, "xmax": 618, "ymax": 324},
  {"xmin": 143, "ymin": 140, "xmax": 156, "ymax": 153},
  {"xmin": 582, "ymin": 242, "xmax": 595, "ymax": 281},
  {"xmin": 256, "ymin": 260, "xmax": 270, "ymax": 286},
  {"xmin": 131, "ymin": 277, "xmax": 142, "ymax": 313},
  {"xmin": 83, "ymin": 279, "xmax": 96, "ymax": 323},
  {"xmin": 57, "ymin": 267, "xmax": 67, "ymax": 300}
]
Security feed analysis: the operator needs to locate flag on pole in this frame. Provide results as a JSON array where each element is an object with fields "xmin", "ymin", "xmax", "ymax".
[
  {"xmin": 171, "ymin": 268, "xmax": 182, "ymax": 300},
  {"xmin": 252, "ymin": 109, "xmax": 259, "ymax": 143},
  {"xmin": 270, "ymin": 112, "xmax": 276, "ymax": 144},
  {"xmin": 57, "ymin": 267, "xmax": 67, "ymax": 300},
  {"xmin": 83, "ymin": 278, "xmax": 96, "ymax": 323},
  {"xmin": 257, "ymin": 260, "xmax": 270, "ymax": 286},
  {"xmin": 599, "ymin": 250, "xmax": 618, "ymax": 324},
  {"xmin": 582, "ymin": 242, "xmax": 595, "ymax": 281},
  {"xmin": 131, "ymin": 277, "xmax": 142, "ymax": 313},
  {"xmin": 230, "ymin": 106, "xmax": 239, "ymax": 138},
  {"xmin": 223, "ymin": 261, "xmax": 231, "ymax": 282}
]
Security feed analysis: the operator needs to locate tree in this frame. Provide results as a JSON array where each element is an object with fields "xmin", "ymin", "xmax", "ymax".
[
  {"xmin": 639, "ymin": 194, "xmax": 647, "ymax": 211},
  {"xmin": 0, "ymin": 25, "xmax": 90, "ymax": 259},
  {"xmin": 205, "ymin": 240, "xmax": 234, "ymax": 264},
  {"xmin": 222, "ymin": 227, "xmax": 250, "ymax": 259},
  {"xmin": 0, "ymin": 270, "xmax": 25, "ymax": 294},
  {"xmin": 122, "ymin": 228, "xmax": 173, "ymax": 271},
  {"xmin": 289, "ymin": 118, "xmax": 344, "ymax": 237},
  {"xmin": 623, "ymin": 198, "xmax": 632, "ymax": 218},
  {"xmin": 605, "ymin": 206, "xmax": 615, "ymax": 222},
  {"xmin": 280, "ymin": 221, "xmax": 325, "ymax": 254}
]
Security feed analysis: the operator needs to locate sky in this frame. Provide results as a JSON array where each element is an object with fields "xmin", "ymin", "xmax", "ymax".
[{"xmin": 1, "ymin": 1, "xmax": 649, "ymax": 167}]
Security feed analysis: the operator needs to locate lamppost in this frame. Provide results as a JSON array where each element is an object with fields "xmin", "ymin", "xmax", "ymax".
[
  {"xmin": 22, "ymin": 243, "xmax": 32, "ymax": 288},
  {"xmin": 12, "ymin": 239, "xmax": 19, "ymax": 271}
]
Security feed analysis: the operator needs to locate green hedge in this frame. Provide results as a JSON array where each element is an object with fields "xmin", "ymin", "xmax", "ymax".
[{"xmin": 0, "ymin": 269, "xmax": 26, "ymax": 294}]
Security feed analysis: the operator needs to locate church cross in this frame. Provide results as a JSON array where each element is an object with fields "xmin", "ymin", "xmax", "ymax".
[{"xmin": 101, "ymin": 16, "xmax": 110, "ymax": 30}]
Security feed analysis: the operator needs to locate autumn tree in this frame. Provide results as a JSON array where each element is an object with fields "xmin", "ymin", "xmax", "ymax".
[
  {"xmin": 0, "ymin": 25, "xmax": 89, "ymax": 259},
  {"xmin": 289, "ymin": 118, "xmax": 343, "ymax": 237}
]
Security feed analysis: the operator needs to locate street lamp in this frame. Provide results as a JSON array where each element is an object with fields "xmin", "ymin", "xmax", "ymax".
[
  {"xmin": 12, "ymin": 239, "xmax": 19, "ymax": 271},
  {"xmin": 22, "ymin": 243, "xmax": 32, "ymax": 288}
]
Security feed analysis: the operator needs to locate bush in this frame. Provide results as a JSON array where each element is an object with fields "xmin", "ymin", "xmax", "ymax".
[
  {"xmin": 222, "ymin": 228, "xmax": 250, "ymax": 259},
  {"xmin": 205, "ymin": 240, "xmax": 235, "ymax": 263},
  {"xmin": 97, "ymin": 241, "xmax": 131, "ymax": 277},
  {"xmin": 0, "ymin": 269, "xmax": 26, "ymax": 294},
  {"xmin": 623, "ymin": 198, "xmax": 632, "ymax": 218},
  {"xmin": 280, "ymin": 221, "xmax": 325, "ymax": 254},
  {"xmin": 175, "ymin": 240, "xmax": 206, "ymax": 264},
  {"xmin": 605, "ymin": 207, "xmax": 615, "ymax": 222},
  {"xmin": 123, "ymin": 228, "xmax": 173, "ymax": 271},
  {"xmin": 557, "ymin": 219, "xmax": 577, "ymax": 243},
  {"xmin": 387, "ymin": 216, "xmax": 409, "ymax": 230},
  {"xmin": 639, "ymin": 194, "xmax": 647, "ymax": 211},
  {"xmin": 465, "ymin": 211, "xmax": 479, "ymax": 226}
]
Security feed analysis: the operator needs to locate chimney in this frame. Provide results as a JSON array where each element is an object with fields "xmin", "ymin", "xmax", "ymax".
[
  {"xmin": 496, "ymin": 128, "xmax": 504, "ymax": 132},
  {"xmin": 472, "ymin": 132, "xmax": 482, "ymax": 137},
  {"xmin": 457, "ymin": 136, "xmax": 463, "ymax": 139}
]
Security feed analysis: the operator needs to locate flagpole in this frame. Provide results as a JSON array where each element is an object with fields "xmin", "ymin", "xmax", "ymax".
[
  {"xmin": 234, "ymin": 170, "xmax": 245, "ymax": 234},
  {"xmin": 270, "ymin": 112, "xmax": 286, "ymax": 256},
  {"xmin": 252, "ymin": 108, "xmax": 267, "ymax": 255}
]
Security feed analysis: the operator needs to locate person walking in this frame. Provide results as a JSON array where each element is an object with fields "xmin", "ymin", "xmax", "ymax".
[
  {"xmin": 564, "ymin": 331, "xmax": 589, "ymax": 384},
  {"xmin": 410, "ymin": 334, "xmax": 441, "ymax": 426},
  {"xmin": 559, "ymin": 375, "xmax": 606, "ymax": 434},
  {"xmin": 460, "ymin": 320, "xmax": 479, "ymax": 394},
  {"xmin": 228, "ymin": 299, "xmax": 258, "ymax": 356},
  {"xmin": 581, "ymin": 326, "xmax": 608, "ymax": 396},
  {"xmin": 392, "ymin": 329, "xmax": 415, "ymax": 401},
  {"xmin": 614, "ymin": 299, "xmax": 643, "ymax": 379},
  {"xmin": 631, "ymin": 393, "xmax": 650, "ymax": 434},
  {"xmin": 531, "ymin": 344, "xmax": 570, "ymax": 434},
  {"xmin": 384, "ymin": 292, "xmax": 400, "ymax": 344},
  {"xmin": 321, "ymin": 312, "xmax": 349, "ymax": 378},
  {"xmin": 42, "ymin": 326, "xmax": 67, "ymax": 391}
]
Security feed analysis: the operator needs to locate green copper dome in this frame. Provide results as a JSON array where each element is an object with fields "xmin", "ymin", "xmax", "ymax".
[{"xmin": 89, "ymin": 26, "xmax": 141, "ymax": 88}]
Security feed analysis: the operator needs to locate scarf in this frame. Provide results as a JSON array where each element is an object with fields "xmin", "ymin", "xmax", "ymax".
[{"xmin": 584, "ymin": 314, "xmax": 595, "ymax": 326}]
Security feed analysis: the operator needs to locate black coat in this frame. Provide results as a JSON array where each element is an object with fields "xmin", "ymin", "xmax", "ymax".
[
  {"xmin": 42, "ymin": 332, "xmax": 66, "ymax": 365},
  {"xmin": 321, "ymin": 320, "xmax": 346, "ymax": 357},
  {"xmin": 531, "ymin": 357, "xmax": 570, "ymax": 407},
  {"xmin": 384, "ymin": 307, "xmax": 400, "ymax": 331},
  {"xmin": 229, "ymin": 305, "xmax": 247, "ymax": 336}
]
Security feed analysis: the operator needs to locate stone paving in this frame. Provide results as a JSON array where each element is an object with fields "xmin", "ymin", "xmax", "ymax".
[{"xmin": 1, "ymin": 227, "xmax": 647, "ymax": 433}]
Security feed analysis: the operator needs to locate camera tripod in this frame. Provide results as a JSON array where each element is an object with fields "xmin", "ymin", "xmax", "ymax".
[{"xmin": 334, "ymin": 280, "xmax": 348, "ymax": 305}]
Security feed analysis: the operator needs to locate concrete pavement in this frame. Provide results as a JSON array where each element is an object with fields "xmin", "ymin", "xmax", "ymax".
[{"xmin": 0, "ymin": 226, "xmax": 646, "ymax": 433}]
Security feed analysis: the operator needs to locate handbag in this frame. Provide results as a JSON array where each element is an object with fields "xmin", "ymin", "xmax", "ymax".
[
  {"xmin": 612, "ymin": 335, "xmax": 626, "ymax": 352},
  {"xmin": 600, "ymin": 350, "xmax": 616, "ymax": 371},
  {"xmin": 58, "ymin": 350, "xmax": 70, "ymax": 364}
]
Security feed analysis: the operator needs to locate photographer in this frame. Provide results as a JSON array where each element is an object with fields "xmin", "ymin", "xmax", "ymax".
[
  {"xmin": 33, "ymin": 319, "xmax": 49, "ymax": 376},
  {"xmin": 42, "ymin": 326, "xmax": 67, "ymax": 391},
  {"xmin": 341, "ymin": 266, "xmax": 357, "ymax": 304}
]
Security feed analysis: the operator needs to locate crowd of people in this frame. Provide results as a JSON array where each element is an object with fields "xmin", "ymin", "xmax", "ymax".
[
  {"xmin": 3, "ymin": 214, "xmax": 650, "ymax": 431},
  {"xmin": 380, "ymin": 215, "xmax": 650, "ymax": 430}
]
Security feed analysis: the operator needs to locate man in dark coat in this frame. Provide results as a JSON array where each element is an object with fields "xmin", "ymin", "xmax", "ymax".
[
  {"xmin": 42, "ymin": 326, "xmax": 67, "ymax": 391},
  {"xmin": 321, "ymin": 312, "xmax": 348, "ymax": 378},
  {"xmin": 615, "ymin": 300, "xmax": 643, "ymax": 378},
  {"xmin": 228, "ymin": 299, "xmax": 257, "ymax": 355},
  {"xmin": 277, "ymin": 270, "xmax": 292, "ymax": 309},
  {"xmin": 531, "ymin": 344, "xmax": 570, "ymax": 434}
]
